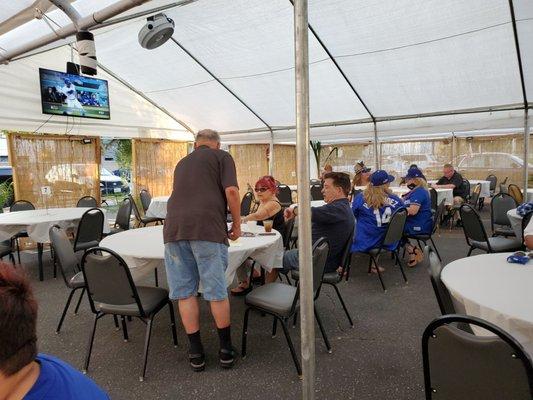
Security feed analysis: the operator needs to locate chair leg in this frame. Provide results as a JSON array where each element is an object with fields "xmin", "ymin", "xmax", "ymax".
[
  {"xmin": 56, "ymin": 289, "xmax": 76, "ymax": 334},
  {"xmin": 113, "ymin": 315, "xmax": 119, "ymax": 330},
  {"xmin": 330, "ymin": 283, "xmax": 354, "ymax": 327},
  {"xmin": 16, "ymin": 238, "xmax": 21, "ymax": 264},
  {"xmin": 370, "ymin": 255, "xmax": 386, "ymax": 291},
  {"xmin": 168, "ymin": 301, "xmax": 178, "ymax": 347},
  {"xmin": 83, "ymin": 313, "xmax": 101, "ymax": 373},
  {"xmin": 120, "ymin": 316, "xmax": 129, "ymax": 342},
  {"xmin": 314, "ymin": 306, "xmax": 332, "ymax": 353},
  {"xmin": 9, "ymin": 253, "xmax": 15, "ymax": 265},
  {"xmin": 429, "ymin": 237, "xmax": 442, "ymax": 261},
  {"xmin": 467, "ymin": 247, "xmax": 473, "ymax": 257},
  {"xmin": 154, "ymin": 268, "xmax": 159, "ymax": 287},
  {"xmin": 394, "ymin": 251, "xmax": 408, "ymax": 283},
  {"xmin": 280, "ymin": 318, "xmax": 302, "ymax": 377},
  {"xmin": 272, "ymin": 317, "xmax": 278, "ymax": 338},
  {"xmin": 140, "ymin": 316, "xmax": 154, "ymax": 381},
  {"xmin": 292, "ymin": 311, "xmax": 298, "ymax": 328},
  {"xmin": 241, "ymin": 308, "xmax": 251, "ymax": 358},
  {"xmin": 73, "ymin": 288, "xmax": 85, "ymax": 315}
]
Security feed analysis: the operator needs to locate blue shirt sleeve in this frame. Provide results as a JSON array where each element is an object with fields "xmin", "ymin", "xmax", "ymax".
[
  {"xmin": 351, "ymin": 193, "xmax": 363, "ymax": 219},
  {"xmin": 405, "ymin": 188, "xmax": 425, "ymax": 206}
]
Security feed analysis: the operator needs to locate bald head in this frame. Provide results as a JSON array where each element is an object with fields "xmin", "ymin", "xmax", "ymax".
[{"xmin": 195, "ymin": 129, "xmax": 221, "ymax": 149}]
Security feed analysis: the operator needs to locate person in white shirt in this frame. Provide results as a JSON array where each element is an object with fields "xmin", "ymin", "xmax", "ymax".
[{"xmin": 57, "ymin": 78, "xmax": 85, "ymax": 115}]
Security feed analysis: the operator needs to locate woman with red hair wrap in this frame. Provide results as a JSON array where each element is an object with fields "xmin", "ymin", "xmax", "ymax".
[{"xmin": 231, "ymin": 175, "xmax": 284, "ymax": 295}]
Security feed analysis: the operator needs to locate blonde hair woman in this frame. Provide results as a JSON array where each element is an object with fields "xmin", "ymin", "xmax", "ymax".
[{"xmin": 351, "ymin": 170, "xmax": 404, "ymax": 273}]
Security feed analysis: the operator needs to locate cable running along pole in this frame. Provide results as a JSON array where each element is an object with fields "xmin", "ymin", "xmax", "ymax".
[{"xmin": 294, "ymin": 0, "xmax": 314, "ymax": 398}]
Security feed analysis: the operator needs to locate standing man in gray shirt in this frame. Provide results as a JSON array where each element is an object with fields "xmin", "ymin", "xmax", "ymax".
[{"xmin": 163, "ymin": 129, "xmax": 241, "ymax": 372}]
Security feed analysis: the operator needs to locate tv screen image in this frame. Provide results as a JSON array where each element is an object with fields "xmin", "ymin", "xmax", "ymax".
[{"xmin": 39, "ymin": 68, "xmax": 110, "ymax": 120}]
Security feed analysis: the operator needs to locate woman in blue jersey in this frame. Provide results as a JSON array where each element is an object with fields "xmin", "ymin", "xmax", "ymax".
[
  {"xmin": 351, "ymin": 170, "xmax": 404, "ymax": 273},
  {"xmin": 402, "ymin": 167, "xmax": 433, "ymax": 267}
]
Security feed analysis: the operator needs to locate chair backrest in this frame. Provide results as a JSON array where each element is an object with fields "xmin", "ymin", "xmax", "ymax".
[
  {"xmin": 423, "ymin": 246, "xmax": 455, "ymax": 315},
  {"xmin": 139, "ymin": 189, "xmax": 152, "ymax": 213},
  {"xmin": 461, "ymin": 179, "xmax": 470, "ymax": 199},
  {"xmin": 486, "ymin": 174, "xmax": 497, "ymax": 191},
  {"xmin": 522, "ymin": 212, "xmax": 533, "ymax": 244},
  {"xmin": 282, "ymin": 217, "xmax": 295, "ymax": 250},
  {"xmin": 422, "ymin": 314, "xmax": 533, "ymax": 400},
  {"xmin": 469, "ymin": 183, "xmax": 481, "ymax": 206},
  {"xmin": 432, "ymin": 199, "xmax": 446, "ymax": 235},
  {"xmin": 459, "ymin": 204, "xmax": 489, "ymax": 246},
  {"xmin": 312, "ymin": 237, "xmax": 330, "ymax": 298},
  {"xmin": 277, "ymin": 184, "xmax": 293, "ymax": 207},
  {"xmin": 310, "ymin": 184, "xmax": 323, "ymax": 201},
  {"xmin": 81, "ymin": 247, "xmax": 146, "ymax": 316},
  {"xmin": 240, "ymin": 191, "xmax": 254, "ymax": 216},
  {"xmin": 74, "ymin": 208, "xmax": 104, "ymax": 248},
  {"xmin": 10, "ymin": 200, "xmax": 35, "ymax": 212},
  {"xmin": 49, "ymin": 225, "xmax": 80, "ymax": 286},
  {"xmin": 338, "ymin": 229, "xmax": 355, "ymax": 276},
  {"xmin": 128, "ymin": 194, "xmax": 142, "ymax": 221},
  {"xmin": 508, "ymin": 184, "xmax": 524, "ymax": 204},
  {"xmin": 499, "ymin": 183, "xmax": 508, "ymax": 194},
  {"xmin": 490, "ymin": 193, "xmax": 517, "ymax": 229},
  {"xmin": 76, "ymin": 196, "xmax": 98, "ymax": 208},
  {"xmin": 382, "ymin": 208, "xmax": 407, "ymax": 246},
  {"xmin": 429, "ymin": 188, "xmax": 438, "ymax": 213},
  {"xmin": 115, "ymin": 197, "xmax": 132, "ymax": 230}
]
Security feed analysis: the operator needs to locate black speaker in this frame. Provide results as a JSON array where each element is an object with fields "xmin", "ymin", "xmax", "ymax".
[{"xmin": 66, "ymin": 61, "xmax": 80, "ymax": 75}]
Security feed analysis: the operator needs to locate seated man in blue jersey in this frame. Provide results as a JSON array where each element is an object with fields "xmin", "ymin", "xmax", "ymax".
[
  {"xmin": 279, "ymin": 172, "xmax": 355, "ymax": 276},
  {"xmin": 0, "ymin": 263, "xmax": 109, "ymax": 400},
  {"xmin": 401, "ymin": 167, "xmax": 433, "ymax": 267},
  {"xmin": 351, "ymin": 170, "xmax": 404, "ymax": 273}
]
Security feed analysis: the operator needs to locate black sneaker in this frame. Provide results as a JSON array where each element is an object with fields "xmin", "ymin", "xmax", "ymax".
[
  {"xmin": 219, "ymin": 347, "xmax": 237, "ymax": 369},
  {"xmin": 189, "ymin": 353, "xmax": 205, "ymax": 372}
]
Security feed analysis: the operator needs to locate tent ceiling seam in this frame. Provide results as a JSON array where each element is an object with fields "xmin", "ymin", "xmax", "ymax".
[
  {"xmin": 169, "ymin": 37, "xmax": 273, "ymax": 133},
  {"xmin": 289, "ymin": 0, "xmax": 375, "ymax": 122}
]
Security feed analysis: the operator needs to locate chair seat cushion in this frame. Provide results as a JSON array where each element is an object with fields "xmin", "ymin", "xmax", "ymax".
[
  {"xmin": 95, "ymin": 286, "xmax": 169, "ymax": 317},
  {"xmin": 67, "ymin": 271, "xmax": 85, "ymax": 289},
  {"xmin": 471, "ymin": 237, "xmax": 522, "ymax": 252},
  {"xmin": 245, "ymin": 282, "xmax": 297, "ymax": 317},
  {"xmin": 493, "ymin": 227, "xmax": 516, "ymax": 237}
]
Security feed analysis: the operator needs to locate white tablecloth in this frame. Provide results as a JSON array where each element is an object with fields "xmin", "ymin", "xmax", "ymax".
[
  {"xmin": 507, "ymin": 209, "xmax": 523, "ymax": 238},
  {"xmin": 441, "ymin": 253, "xmax": 533, "ymax": 357},
  {"xmin": 290, "ymin": 200, "xmax": 326, "ymax": 208},
  {"xmin": 146, "ymin": 196, "xmax": 170, "ymax": 219},
  {"xmin": 99, "ymin": 224, "xmax": 284, "ymax": 284},
  {"xmin": 353, "ymin": 186, "xmax": 453, "ymax": 206},
  {"xmin": 0, "ymin": 207, "xmax": 109, "ymax": 243}
]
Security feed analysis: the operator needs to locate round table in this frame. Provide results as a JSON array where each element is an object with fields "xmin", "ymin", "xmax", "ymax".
[
  {"xmin": 99, "ymin": 225, "xmax": 284, "ymax": 285},
  {"xmin": 507, "ymin": 208, "xmax": 523, "ymax": 238},
  {"xmin": 146, "ymin": 196, "xmax": 170, "ymax": 219},
  {"xmin": 0, "ymin": 207, "xmax": 109, "ymax": 280},
  {"xmin": 441, "ymin": 253, "xmax": 533, "ymax": 356}
]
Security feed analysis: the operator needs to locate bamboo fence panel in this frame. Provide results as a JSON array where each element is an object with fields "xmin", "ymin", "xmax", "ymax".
[
  {"xmin": 229, "ymin": 144, "xmax": 269, "ymax": 197},
  {"xmin": 273, "ymin": 144, "xmax": 297, "ymax": 185}
]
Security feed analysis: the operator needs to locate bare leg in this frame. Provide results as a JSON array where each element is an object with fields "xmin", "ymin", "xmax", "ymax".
[
  {"xmin": 178, "ymin": 296, "xmax": 200, "ymax": 334},
  {"xmin": 210, "ymin": 298, "xmax": 231, "ymax": 328}
]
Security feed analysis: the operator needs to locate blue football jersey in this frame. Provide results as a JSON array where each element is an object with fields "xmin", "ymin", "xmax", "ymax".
[
  {"xmin": 351, "ymin": 192, "xmax": 404, "ymax": 253},
  {"xmin": 403, "ymin": 186, "xmax": 433, "ymax": 236}
]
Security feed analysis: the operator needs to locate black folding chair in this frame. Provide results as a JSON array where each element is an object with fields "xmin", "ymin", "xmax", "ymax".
[
  {"xmin": 77, "ymin": 196, "xmax": 98, "ymax": 208},
  {"xmin": 241, "ymin": 238, "xmax": 331, "ymax": 377},
  {"xmin": 310, "ymin": 184, "xmax": 323, "ymax": 201},
  {"xmin": 240, "ymin": 191, "xmax": 254, "ymax": 216},
  {"xmin": 50, "ymin": 225, "xmax": 86, "ymax": 333},
  {"xmin": 459, "ymin": 204, "xmax": 521, "ymax": 256},
  {"xmin": 106, "ymin": 197, "xmax": 132, "ymax": 236},
  {"xmin": 73, "ymin": 208, "xmax": 104, "ymax": 253},
  {"xmin": 81, "ymin": 247, "xmax": 178, "ymax": 381},
  {"xmin": 10, "ymin": 199, "xmax": 35, "ymax": 263},
  {"xmin": 129, "ymin": 194, "xmax": 165, "ymax": 227},
  {"xmin": 490, "ymin": 193, "xmax": 517, "ymax": 237},
  {"xmin": 406, "ymin": 199, "xmax": 445, "ymax": 261},
  {"xmin": 486, "ymin": 174, "xmax": 497, "ymax": 196},
  {"xmin": 469, "ymin": 183, "xmax": 481, "ymax": 210},
  {"xmin": 429, "ymin": 188, "xmax": 438, "ymax": 214},
  {"xmin": 422, "ymin": 314, "xmax": 533, "ymax": 399},
  {"xmin": 277, "ymin": 184, "xmax": 293, "ymax": 208},
  {"xmin": 139, "ymin": 189, "xmax": 152, "ymax": 213},
  {"xmin": 358, "ymin": 208, "xmax": 408, "ymax": 291},
  {"xmin": 499, "ymin": 177, "xmax": 509, "ymax": 194}
]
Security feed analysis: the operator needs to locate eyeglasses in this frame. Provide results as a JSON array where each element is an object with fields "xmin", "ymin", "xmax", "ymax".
[{"xmin": 254, "ymin": 187, "xmax": 268, "ymax": 193}]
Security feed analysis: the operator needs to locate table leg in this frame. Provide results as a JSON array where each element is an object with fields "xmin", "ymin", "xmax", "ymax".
[{"xmin": 38, "ymin": 243, "xmax": 44, "ymax": 281}]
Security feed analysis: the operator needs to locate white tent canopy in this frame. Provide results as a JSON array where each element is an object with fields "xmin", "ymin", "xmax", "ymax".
[{"xmin": 0, "ymin": 0, "xmax": 531, "ymax": 143}]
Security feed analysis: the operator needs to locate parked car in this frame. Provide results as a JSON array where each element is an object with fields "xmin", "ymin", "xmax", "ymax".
[
  {"xmin": 0, "ymin": 166, "xmax": 12, "ymax": 184},
  {"xmin": 100, "ymin": 167, "xmax": 129, "ymax": 195},
  {"xmin": 456, "ymin": 152, "xmax": 533, "ymax": 185}
]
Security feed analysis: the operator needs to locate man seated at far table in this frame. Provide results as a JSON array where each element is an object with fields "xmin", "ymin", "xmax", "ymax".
[
  {"xmin": 276, "ymin": 172, "xmax": 355, "ymax": 278},
  {"xmin": 431, "ymin": 163, "xmax": 468, "ymax": 205}
]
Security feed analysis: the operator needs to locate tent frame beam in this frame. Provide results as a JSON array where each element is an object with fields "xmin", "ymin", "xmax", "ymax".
[{"xmin": 169, "ymin": 37, "xmax": 273, "ymax": 135}]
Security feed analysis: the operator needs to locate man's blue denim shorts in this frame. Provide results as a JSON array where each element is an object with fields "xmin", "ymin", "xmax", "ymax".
[{"xmin": 164, "ymin": 240, "xmax": 228, "ymax": 301}]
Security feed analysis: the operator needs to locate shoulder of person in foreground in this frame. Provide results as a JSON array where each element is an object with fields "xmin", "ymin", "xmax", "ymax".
[{"xmin": 27, "ymin": 353, "xmax": 110, "ymax": 400}]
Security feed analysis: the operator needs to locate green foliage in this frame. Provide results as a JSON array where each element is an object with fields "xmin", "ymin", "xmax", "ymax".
[
  {"xmin": 115, "ymin": 139, "xmax": 132, "ymax": 170},
  {"xmin": 0, "ymin": 180, "xmax": 14, "ymax": 209}
]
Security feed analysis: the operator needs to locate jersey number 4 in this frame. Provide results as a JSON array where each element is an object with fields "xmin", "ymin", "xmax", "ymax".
[{"xmin": 374, "ymin": 207, "xmax": 392, "ymax": 227}]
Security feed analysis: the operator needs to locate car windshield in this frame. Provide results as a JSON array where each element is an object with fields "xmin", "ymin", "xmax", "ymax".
[{"xmin": 100, "ymin": 168, "xmax": 114, "ymax": 177}]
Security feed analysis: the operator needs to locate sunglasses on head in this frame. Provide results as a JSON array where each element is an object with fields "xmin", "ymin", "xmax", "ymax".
[{"xmin": 255, "ymin": 187, "xmax": 268, "ymax": 193}]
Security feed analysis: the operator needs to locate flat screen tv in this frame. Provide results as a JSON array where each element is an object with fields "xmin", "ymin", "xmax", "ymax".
[{"xmin": 39, "ymin": 68, "xmax": 110, "ymax": 120}]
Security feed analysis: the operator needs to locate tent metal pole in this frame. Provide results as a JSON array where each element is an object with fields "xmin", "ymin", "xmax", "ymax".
[
  {"xmin": 269, "ymin": 130, "xmax": 274, "ymax": 175},
  {"xmin": 373, "ymin": 122, "xmax": 379, "ymax": 169},
  {"xmin": 294, "ymin": 0, "xmax": 314, "ymax": 397},
  {"xmin": 524, "ymin": 110, "xmax": 530, "ymax": 192}
]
